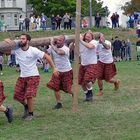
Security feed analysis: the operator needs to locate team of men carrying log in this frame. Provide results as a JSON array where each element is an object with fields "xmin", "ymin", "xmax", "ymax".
[{"xmin": 0, "ymin": 30, "xmax": 120, "ymax": 122}]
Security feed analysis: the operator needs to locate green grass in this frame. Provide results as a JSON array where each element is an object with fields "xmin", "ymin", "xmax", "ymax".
[{"xmin": 0, "ymin": 61, "xmax": 140, "ymax": 140}]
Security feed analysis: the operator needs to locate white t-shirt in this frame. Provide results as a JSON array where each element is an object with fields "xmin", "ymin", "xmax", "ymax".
[
  {"xmin": 30, "ymin": 16, "xmax": 35, "ymax": 23},
  {"xmin": 15, "ymin": 46, "xmax": 44, "ymax": 77},
  {"xmin": 80, "ymin": 40, "xmax": 98, "ymax": 65},
  {"xmin": 47, "ymin": 45, "xmax": 72, "ymax": 72},
  {"xmin": 97, "ymin": 40, "xmax": 113, "ymax": 64},
  {"xmin": 19, "ymin": 18, "xmax": 24, "ymax": 23}
]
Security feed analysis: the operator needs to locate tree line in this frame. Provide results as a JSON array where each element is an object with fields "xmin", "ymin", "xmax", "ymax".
[
  {"xmin": 121, "ymin": 0, "xmax": 140, "ymax": 15},
  {"xmin": 27, "ymin": 0, "xmax": 109, "ymax": 17}
]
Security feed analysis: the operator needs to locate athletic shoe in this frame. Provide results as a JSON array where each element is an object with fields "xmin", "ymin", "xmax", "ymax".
[
  {"xmin": 24, "ymin": 114, "xmax": 33, "ymax": 121},
  {"xmin": 5, "ymin": 107, "xmax": 13, "ymax": 123},
  {"xmin": 96, "ymin": 91, "xmax": 103, "ymax": 96},
  {"xmin": 84, "ymin": 90, "xmax": 93, "ymax": 101},
  {"xmin": 114, "ymin": 80, "xmax": 120, "ymax": 90},
  {"xmin": 54, "ymin": 103, "xmax": 63, "ymax": 109}
]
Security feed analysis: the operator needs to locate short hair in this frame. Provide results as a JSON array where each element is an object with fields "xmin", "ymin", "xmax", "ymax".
[{"xmin": 20, "ymin": 33, "xmax": 31, "ymax": 41}]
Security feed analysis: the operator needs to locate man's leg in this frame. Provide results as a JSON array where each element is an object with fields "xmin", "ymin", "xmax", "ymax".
[
  {"xmin": 23, "ymin": 97, "xmax": 34, "ymax": 121},
  {"xmin": 54, "ymin": 91, "xmax": 62, "ymax": 109},
  {"xmin": 27, "ymin": 97, "xmax": 33, "ymax": 116},
  {"xmin": 0, "ymin": 105, "xmax": 6, "ymax": 112},
  {"xmin": 97, "ymin": 79, "xmax": 103, "ymax": 96},
  {"xmin": 108, "ymin": 77, "xmax": 120, "ymax": 90},
  {"xmin": 0, "ymin": 105, "xmax": 13, "ymax": 123},
  {"xmin": 85, "ymin": 82, "xmax": 93, "ymax": 101}
]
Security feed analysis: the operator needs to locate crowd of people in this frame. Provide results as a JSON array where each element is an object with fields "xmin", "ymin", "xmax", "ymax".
[
  {"xmin": 111, "ymin": 36, "xmax": 132, "ymax": 62},
  {"xmin": 18, "ymin": 12, "xmax": 72, "ymax": 31},
  {"xmin": 110, "ymin": 12, "xmax": 120, "ymax": 29},
  {"xmin": 127, "ymin": 12, "xmax": 140, "ymax": 28}
]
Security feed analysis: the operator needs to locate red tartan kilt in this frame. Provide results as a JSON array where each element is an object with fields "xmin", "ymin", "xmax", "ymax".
[
  {"xmin": 47, "ymin": 70, "xmax": 73, "ymax": 93},
  {"xmin": 78, "ymin": 64, "xmax": 97, "ymax": 88},
  {"xmin": 97, "ymin": 61, "xmax": 117, "ymax": 81},
  {"xmin": 0, "ymin": 81, "xmax": 6, "ymax": 105},
  {"xmin": 14, "ymin": 76, "xmax": 40, "ymax": 102}
]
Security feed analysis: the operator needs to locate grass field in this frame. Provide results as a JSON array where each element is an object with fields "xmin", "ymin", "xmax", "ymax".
[{"xmin": 0, "ymin": 61, "xmax": 140, "ymax": 140}]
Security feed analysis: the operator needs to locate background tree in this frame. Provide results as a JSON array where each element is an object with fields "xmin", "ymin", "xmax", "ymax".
[
  {"xmin": 81, "ymin": 0, "xmax": 108, "ymax": 17},
  {"xmin": 27, "ymin": 0, "xmax": 76, "ymax": 17},
  {"xmin": 121, "ymin": 0, "xmax": 140, "ymax": 15},
  {"xmin": 27, "ymin": 0, "xmax": 108, "ymax": 17}
]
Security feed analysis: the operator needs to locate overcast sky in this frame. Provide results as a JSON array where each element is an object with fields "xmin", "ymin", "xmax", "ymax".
[{"xmin": 102, "ymin": 0, "xmax": 131, "ymax": 15}]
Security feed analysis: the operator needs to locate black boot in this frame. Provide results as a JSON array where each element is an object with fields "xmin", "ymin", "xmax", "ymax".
[
  {"xmin": 54, "ymin": 102, "xmax": 63, "ymax": 109},
  {"xmin": 84, "ymin": 90, "xmax": 93, "ymax": 101},
  {"xmin": 88, "ymin": 90, "xmax": 93, "ymax": 101}
]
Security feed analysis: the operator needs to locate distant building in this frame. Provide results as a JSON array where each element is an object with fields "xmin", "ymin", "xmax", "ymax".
[{"xmin": 0, "ymin": 0, "xmax": 27, "ymax": 30}]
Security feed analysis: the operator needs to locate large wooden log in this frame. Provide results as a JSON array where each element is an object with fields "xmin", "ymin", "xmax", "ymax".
[{"xmin": 0, "ymin": 35, "xmax": 75, "ymax": 53}]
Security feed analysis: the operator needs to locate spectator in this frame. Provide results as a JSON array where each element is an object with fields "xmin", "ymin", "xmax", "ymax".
[
  {"xmin": 41, "ymin": 13, "xmax": 47, "ymax": 30},
  {"xmin": 136, "ymin": 38, "xmax": 140, "ymax": 60},
  {"xmin": 81, "ymin": 18, "xmax": 88, "ymax": 28},
  {"xmin": 115, "ymin": 12, "xmax": 119, "ymax": 28},
  {"xmin": 68, "ymin": 14, "xmax": 72, "ymax": 30},
  {"xmin": 121, "ymin": 40, "xmax": 127, "ymax": 61},
  {"xmin": 134, "ymin": 12, "xmax": 139, "ymax": 27},
  {"xmin": 19, "ymin": 15, "xmax": 24, "ymax": 31},
  {"xmin": 136, "ymin": 20, "xmax": 140, "ymax": 38},
  {"xmin": 36, "ymin": 16, "xmax": 41, "ymax": 31},
  {"xmin": 0, "ymin": 55, "xmax": 3, "ymax": 75},
  {"xmin": 51, "ymin": 14, "xmax": 56, "ymax": 30},
  {"xmin": 95, "ymin": 13, "xmax": 101, "ymax": 28},
  {"xmin": 112, "ymin": 36, "xmax": 122, "ymax": 61},
  {"xmin": 10, "ymin": 50, "xmax": 16, "ymax": 67},
  {"xmin": 24, "ymin": 16, "xmax": 30, "ymax": 32},
  {"xmin": 111, "ymin": 13, "xmax": 116, "ymax": 29},
  {"xmin": 63, "ymin": 13, "xmax": 70, "ymax": 29},
  {"xmin": 128, "ymin": 14, "xmax": 134, "ymax": 28},
  {"xmin": 55, "ymin": 15, "xmax": 62, "ymax": 30},
  {"xmin": 126, "ymin": 39, "xmax": 132, "ymax": 61},
  {"xmin": 30, "ymin": 15, "xmax": 36, "ymax": 30}
]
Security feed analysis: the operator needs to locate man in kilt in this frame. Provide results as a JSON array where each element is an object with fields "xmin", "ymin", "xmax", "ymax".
[
  {"xmin": 96, "ymin": 33, "xmax": 120, "ymax": 96},
  {"xmin": 78, "ymin": 31, "xmax": 98, "ymax": 101},
  {"xmin": 5, "ymin": 34, "xmax": 58, "ymax": 120},
  {"xmin": 47, "ymin": 35, "xmax": 73, "ymax": 109},
  {"xmin": 0, "ymin": 80, "xmax": 13, "ymax": 123}
]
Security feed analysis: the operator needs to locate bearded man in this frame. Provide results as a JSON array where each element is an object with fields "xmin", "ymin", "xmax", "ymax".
[{"xmin": 5, "ymin": 33, "xmax": 58, "ymax": 120}]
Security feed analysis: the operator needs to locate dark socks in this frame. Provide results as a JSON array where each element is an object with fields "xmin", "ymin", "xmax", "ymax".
[
  {"xmin": 29, "ymin": 112, "xmax": 33, "ymax": 116},
  {"xmin": 88, "ymin": 90, "xmax": 93, "ymax": 97},
  {"xmin": 85, "ymin": 90, "xmax": 93, "ymax": 101}
]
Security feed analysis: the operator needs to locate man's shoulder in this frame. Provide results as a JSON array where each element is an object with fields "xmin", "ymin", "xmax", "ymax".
[
  {"xmin": 29, "ymin": 46, "xmax": 38, "ymax": 50},
  {"xmin": 62, "ymin": 45, "xmax": 69, "ymax": 49},
  {"xmin": 105, "ymin": 40, "xmax": 111, "ymax": 44},
  {"xmin": 90, "ymin": 39, "xmax": 98, "ymax": 44}
]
